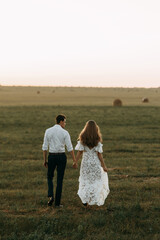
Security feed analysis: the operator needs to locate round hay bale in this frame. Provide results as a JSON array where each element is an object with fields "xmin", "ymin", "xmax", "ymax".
[
  {"xmin": 113, "ymin": 99, "xmax": 122, "ymax": 106},
  {"xmin": 37, "ymin": 91, "xmax": 40, "ymax": 94},
  {"xmin": 142, "ymin": 97, "xmax": 149, "ymax": 103}
]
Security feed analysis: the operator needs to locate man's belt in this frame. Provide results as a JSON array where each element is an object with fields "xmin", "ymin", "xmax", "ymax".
[{"xmin": 49, "ymin": 152, "xmax": 65, "ymax": 155}]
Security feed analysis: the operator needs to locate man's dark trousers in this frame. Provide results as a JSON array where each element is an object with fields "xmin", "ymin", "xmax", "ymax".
[{"xmin": 47, "ymin": 153, "xmax": 67, "ymax": 206}]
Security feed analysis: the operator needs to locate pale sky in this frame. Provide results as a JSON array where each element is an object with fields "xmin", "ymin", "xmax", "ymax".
[{"xmin": 0, "ymin": 0, "xmax": 160, "ymax": 87}]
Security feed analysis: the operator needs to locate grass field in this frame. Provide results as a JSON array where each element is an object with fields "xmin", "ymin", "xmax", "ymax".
[
  {"xmin": 0, "ymin": 87, "xmax": 160, "ymax": 239},
  {"xmin": 0, "ymin": 86, "xmax": 160, "ymax": 106}
]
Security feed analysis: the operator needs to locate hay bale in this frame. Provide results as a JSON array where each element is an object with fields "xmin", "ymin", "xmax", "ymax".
[
  {"xmin": 37, "ymin": 91, "xmax": 40, "ymax": 94},
  {"xmin": 142, "ymin": 97, "xmax": 149, "ymax": 103},
  {"xmin": 113, "ymin": 99, "xmax": 122, "ymax": 106}
]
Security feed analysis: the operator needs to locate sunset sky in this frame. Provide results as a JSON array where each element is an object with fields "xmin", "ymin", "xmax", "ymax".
[{"xmin": 0, "ymin": 0, "xmax": 160, "ymax": 87}]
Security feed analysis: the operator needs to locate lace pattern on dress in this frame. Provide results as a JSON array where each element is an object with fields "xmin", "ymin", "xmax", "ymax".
[{"xmin": 75, "ymin": 141, "xmax": 110, "ymax": 206}]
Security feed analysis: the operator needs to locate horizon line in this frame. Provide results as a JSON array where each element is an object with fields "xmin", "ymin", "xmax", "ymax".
[{"xmin": 0, "ymin": 85, "xmax": 160, "ymax": 89}]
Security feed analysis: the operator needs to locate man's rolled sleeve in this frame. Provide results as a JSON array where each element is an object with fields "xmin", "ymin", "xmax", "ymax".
[
  {"xmin": 65, "ymin": 132, "xmax": 73, "ymax": 152},
  {"xmin": 42, "ymin": 130, "xmax": 49, "ymax": 151}
]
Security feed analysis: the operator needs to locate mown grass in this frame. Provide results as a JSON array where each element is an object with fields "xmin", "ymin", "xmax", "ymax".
[
  {"xmin": 0, "ymin": 105, "xmax": 160, "ymax": 240},
  {"xmin": 0, "ymin": 86, "xmax": 160, "ymax": 106}
]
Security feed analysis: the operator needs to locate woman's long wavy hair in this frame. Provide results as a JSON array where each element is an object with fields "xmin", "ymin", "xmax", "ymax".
[{"xmin": 78, "ymin": 120, "xmax": 102, "ymax": 148}]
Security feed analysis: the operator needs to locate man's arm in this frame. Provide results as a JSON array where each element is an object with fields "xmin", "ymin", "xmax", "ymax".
[
  {"xmin": 69, "ymin": 150, "xmax": 78, "ymax": 169},
  {"xmin": 43, "ymin": 150, "xmax": 48, "ymax": 168},
  {"xmin": 42, "ymin": 129, "xmax": 49, "ymax": 168}
]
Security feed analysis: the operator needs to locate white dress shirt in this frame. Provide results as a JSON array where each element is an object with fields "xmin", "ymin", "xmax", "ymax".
[{"xmin": 42, "ymin": 124, "xmax": 73, "ymax": 153}]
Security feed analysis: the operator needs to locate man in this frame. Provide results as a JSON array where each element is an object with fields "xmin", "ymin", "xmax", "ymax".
[{"xmin": 42, "ymin": 114, "xmax": 77, "ymax": 207}]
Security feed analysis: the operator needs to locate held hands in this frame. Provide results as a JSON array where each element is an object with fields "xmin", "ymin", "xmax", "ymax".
[
  {"xmin": 73, "ymin": 161, "xmax": 78, "ymax": 169},
  {"xmin": 103, "ymin": 166, "xmax": 108, "ymax": 172}
]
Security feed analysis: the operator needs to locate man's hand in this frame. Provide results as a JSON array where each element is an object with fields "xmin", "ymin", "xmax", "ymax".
[
  {"xmin": 43, "ymin": 151, "xmax": 48, "ymax": 168},
  {"xmin": 73, "ymin": 162, "xmax": 78, "ymax": 169},
  {"xmin": 44, "ymin": 162, "xmax": 48, "ymax": 168}
]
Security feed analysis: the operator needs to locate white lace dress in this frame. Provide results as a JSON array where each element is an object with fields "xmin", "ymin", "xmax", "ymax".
[{"xmin": 75, "ymin": 141, "xmax": 110, "ymax": 206}]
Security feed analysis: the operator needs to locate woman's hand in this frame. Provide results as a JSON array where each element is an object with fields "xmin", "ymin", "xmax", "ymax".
[{"xmin": 103, "ymin": 166, "xmax": 108, "ymax": 172}]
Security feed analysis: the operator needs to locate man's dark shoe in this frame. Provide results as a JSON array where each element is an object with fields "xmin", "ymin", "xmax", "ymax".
[
  {"xmin": 55, "ymin": 204, "xmax": 63, "ymax": 208},
  {"xmin": 48, "ymin": 197, "xmax": 54, "ymax": 206}
]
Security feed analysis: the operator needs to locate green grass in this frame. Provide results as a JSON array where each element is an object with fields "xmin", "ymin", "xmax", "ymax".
[{"xmin": 0, "ymin": 105, "xmax": 160, "ymax": 240}]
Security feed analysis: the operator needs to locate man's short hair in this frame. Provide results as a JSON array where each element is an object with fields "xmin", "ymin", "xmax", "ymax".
[{"xmin": 56, "ymin": 114, "xmax": 66, "ymax": 124}]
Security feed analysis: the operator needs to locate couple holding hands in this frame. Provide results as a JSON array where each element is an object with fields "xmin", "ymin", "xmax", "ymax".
[{"xmin": 42, "ymin": 114, "xmax": 110, "ymax": 208}]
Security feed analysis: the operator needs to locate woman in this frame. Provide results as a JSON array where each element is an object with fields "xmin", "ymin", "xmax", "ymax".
[{"xmin": 75, "ymin": 120, "xmax": 110, "ymax": 206}]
